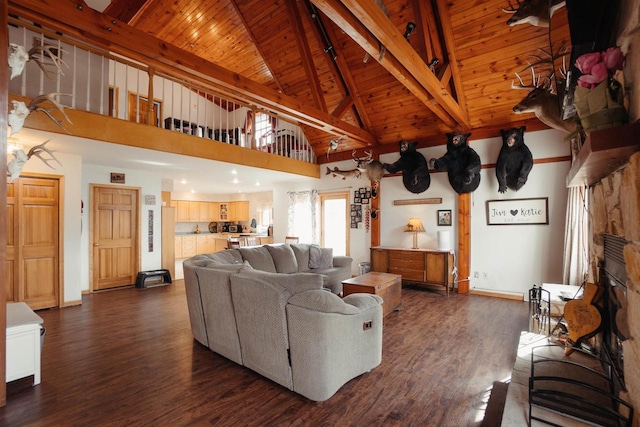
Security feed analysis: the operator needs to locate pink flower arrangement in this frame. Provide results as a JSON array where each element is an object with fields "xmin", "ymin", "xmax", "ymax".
[{"xmin": 575, "ymin": 47, "xmax": 625, "ymax": 89}]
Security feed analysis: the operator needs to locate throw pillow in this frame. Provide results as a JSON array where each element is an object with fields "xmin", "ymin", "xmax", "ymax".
[
  {"xmin": 238, "ymin": 246, "xmax": 277, "ymax": 273},
  {"xmin": 309, "ymin": 245, "xmax": 333, "ymax": 269},
  {"xmin": 265, "ymin": 244, "xmax": 298, "ymax": 273}
]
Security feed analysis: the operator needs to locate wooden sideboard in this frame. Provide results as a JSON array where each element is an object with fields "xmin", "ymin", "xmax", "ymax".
[{"xmin": 370, "ymin": 247, "xmax": 455, "ymax": 295}]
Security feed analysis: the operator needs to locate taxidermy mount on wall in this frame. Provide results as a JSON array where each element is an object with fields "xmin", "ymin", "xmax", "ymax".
[
  {"xmin": 383, "ymin": 141, "xmax": 431, "ymax": 194},
  {"xmin": 7, "ymin": 139, "xmax": 61, "ymax": 182},
  {"xmin": 496, "ymin": 126, "xmax": 533, "ymax": 193},
  {"xmin": 502, "ymin": 0, "xmax": 566, "ymax": 28},
  {"xmin": 429, "ymin": 133, "xmax": 481, "ymax": 194}
]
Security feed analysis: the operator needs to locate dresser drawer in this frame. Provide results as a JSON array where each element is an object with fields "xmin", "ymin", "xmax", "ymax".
[
  {"xmin": 389, "ymin": 267, "xmax": 425, "ymax": 282},
  {"xmin": 388, "ymin": 251, "xmax": 425, "ymax": 270}
]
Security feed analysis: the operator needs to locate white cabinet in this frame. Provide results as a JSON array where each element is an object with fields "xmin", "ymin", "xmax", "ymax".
[{"xmin": 6, "ymin": 302, "xmax": 44, "ymax": 385}]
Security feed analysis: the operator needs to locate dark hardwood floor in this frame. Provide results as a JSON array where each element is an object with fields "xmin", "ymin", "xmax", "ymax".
[{"xmin": 0, "ymin": 281, "xmax": 528, "ymax": 426}]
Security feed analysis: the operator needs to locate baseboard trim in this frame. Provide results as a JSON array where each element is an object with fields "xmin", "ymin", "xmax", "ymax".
[
  {"xmin": 470, "ymin": 289, "xmax": 524, "ymax": 301},
  {"xmin": 61, "ymin": 299, "xmax": 82, "ymax": 307}
]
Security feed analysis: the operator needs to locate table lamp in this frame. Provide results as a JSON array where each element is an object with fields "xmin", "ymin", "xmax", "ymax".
[{"xmin": 404, "ymin": 218, "xmax": 425, "ymax": 249}]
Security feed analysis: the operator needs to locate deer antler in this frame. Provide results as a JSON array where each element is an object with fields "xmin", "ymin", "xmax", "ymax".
[
  {"xmin": 26, "ymin": 140, "xmax": 62, "ymax": 169},
  {"xmin": 27, "ymin": 93, "xmax": 73, "ymax": 133},
  {"xmin": 28, "ymin": 45, "xmax": 69, "ymax": 78},
  {"xmin": 511, "ymin": 65, "xmax": 540, "ymax": 90},
  {"xmin": 501, "ymin": 0, "xmax": 524, "ymax": 13}
]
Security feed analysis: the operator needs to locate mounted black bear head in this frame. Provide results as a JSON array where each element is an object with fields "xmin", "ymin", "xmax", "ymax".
[
  {"xmin": 496, "ymin": 126, "xmax": 533, "ymax": 193},
  {"xmin": 446, "ymin": 132, "xmax": 472, "ymax": 150},
  {"xmin": 382, "ymin": 140, "xmax": 431, "ymax": 194}
]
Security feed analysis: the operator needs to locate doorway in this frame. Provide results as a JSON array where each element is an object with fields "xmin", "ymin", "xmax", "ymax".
[
  {"xmin": 320, "ymin": 192, "xmax": 349, "ymax": 256},
  {"xmin": 127, "ymin": 92, "xmax": 162, "ymax": 126},
  {"xmin": 90, "ymin": 185, "xmax": 140, "ymax": 291},
  {"xmin": 6, "ymin": 175, "xmax": 62, "ymax": 309}
]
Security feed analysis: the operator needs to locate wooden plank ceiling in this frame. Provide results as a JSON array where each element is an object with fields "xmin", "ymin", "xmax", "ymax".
[{"xmin": 12, "ymin": 0, "xmax": 568, "ymax": 161}]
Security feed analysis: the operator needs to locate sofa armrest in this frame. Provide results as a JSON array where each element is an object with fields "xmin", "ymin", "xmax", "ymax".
[
  {"xmin": 332, "ymin": 256, "xmax": 352, "ymax": 268},
  {"xmin": 343, "ymin": 293, "xmax": 383, "ymax": 311}
]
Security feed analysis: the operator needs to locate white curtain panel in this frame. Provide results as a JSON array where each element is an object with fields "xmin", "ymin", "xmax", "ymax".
[
  {"xmin": 562, "ymin": 185, "xmax": 589, "ymax": 285},
  {"xmin": 287, "ymin": 189, "xmax": 319, "ymax": 244}
]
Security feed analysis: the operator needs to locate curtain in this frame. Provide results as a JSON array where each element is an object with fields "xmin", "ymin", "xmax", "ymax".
[
  {"xmin": 562, "ymin": 185, "xmax": 589, "ymax": 285},
  {"xmin": 287, "ymin": 190, "xmax": 318, "ymax": 244}
]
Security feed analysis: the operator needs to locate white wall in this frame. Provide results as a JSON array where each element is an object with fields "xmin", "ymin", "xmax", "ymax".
[
  {"xmin": 285, "ymin": 128, "xmax": 572, "ymax": 293},
  {"xmin": 469, "ymin": 129, "xmax": 570, "ymax": 296},
  {"xmin": 81, "ymin": 165, "xmax": 163, "ymax": 292}
]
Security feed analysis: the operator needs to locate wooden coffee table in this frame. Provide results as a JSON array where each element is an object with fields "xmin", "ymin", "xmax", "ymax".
[{"xmin": 342, "ymin": 272, "xmax": 402, "ymax": 317}]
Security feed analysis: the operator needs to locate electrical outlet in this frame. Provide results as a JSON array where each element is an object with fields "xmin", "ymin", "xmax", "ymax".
[
  {"xmin": 363, "ymin": 320, "xmax": 372, "ymax": 330},
  {"xmin": 483, "ymin": 272, "xmax": 489, "ymax": 279},
  {"xmin": 473, "ymin": 271, "xmax": 479, "ymax": 278}
]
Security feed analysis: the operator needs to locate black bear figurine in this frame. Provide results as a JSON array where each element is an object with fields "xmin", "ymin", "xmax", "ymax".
[
  {"xmin": 429, "ymin": 132, "xmax": 481, "ymax": 194},
  {"xmin": 383, "ymin": 141, "xmax": 431, "ymax": 194},
  {"xmin": 496, "ymin": 126, "xmax": 533, "ymax": 193}
]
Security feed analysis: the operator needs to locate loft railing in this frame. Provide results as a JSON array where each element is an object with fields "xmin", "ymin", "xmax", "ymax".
[{"xmin": 7, "ymin": 19, "xmax": 316, "ymax": 164}]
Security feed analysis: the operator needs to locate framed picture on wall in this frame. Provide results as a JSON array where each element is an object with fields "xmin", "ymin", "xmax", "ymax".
[{"xmin": 438, "ymin": 209, "xmax": 452, "ymax": 226}]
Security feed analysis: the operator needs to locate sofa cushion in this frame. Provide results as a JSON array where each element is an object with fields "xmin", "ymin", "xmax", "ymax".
[
  {"xmin": 288, "ymin": 290, "xmax": 360, "ymax": 315},
  {"xmin": 266, "ymin": 244, "xmax": 298, "ymax": 274},
  {"xmin": 239, "ymin": 246, "xmax": 277, "ymax": 273},
  {"xmin": 203, "ymin": 260, "xmax": 253, "ymax": 271},
  {"xmin": 309, "ymin": 245, "xmax": 333, "ymax": 269},
  {"xmin": 189, "ymin": 250, "xmax": 243, "ymax": 266},
  {"xmin": 290, "ymin": 243, "xmax": 312, "ymax": 272}
]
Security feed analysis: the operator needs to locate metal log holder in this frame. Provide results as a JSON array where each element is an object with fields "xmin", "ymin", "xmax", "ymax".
[{"xmin": 528, "ymin": 344, "xmax": 633, "ymax": 426}]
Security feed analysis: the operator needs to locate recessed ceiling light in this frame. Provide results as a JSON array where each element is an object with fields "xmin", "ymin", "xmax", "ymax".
[
  {"xmin": 181, "ymin": 179, "xmax": 187, "ymax": 184},
  {"xmin": 233, "ymin": 178, "xmax": 239, "ymax": 184},
  {"xmin": 231, "ymin": 169, "xmax": 238, "ymax": 175},
  {"xmin": 190, "ymin": 189, "xmax": 195, "ymax": 193},
  {"xmin": 256, "ymin": 182, "xmax": 260, "ymax": 186}
]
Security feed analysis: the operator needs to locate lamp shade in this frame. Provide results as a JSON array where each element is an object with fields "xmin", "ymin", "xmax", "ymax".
[{"xmin": 404, "ymin": 218, "xmax": 425, "ymax": 233}]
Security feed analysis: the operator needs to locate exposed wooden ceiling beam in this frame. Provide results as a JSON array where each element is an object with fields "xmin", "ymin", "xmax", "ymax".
[
  {"xmin": 8, "ymin": 0, "xmax": 376, "ymax": 145},
  {"xmin": 434, "ymin": 0, "xmax": 469, "ymax": 119},
  {"xmin": 314, "ymin": 6, "xmax": 374, "ymax": 132},
  {"xmin": 285, "ymin": 0, "xmax": 327, "ymax": 112},
  {"xmin": 331, "ymin": 95, "xmax": 353, "ymax": 119},
  {"xmin": 312, "ymin": 0, "xmax": 470, "ymax": 129},
  {"xmin": 310, "ymin": 0, "xmax": 458, "ymax": 129}
]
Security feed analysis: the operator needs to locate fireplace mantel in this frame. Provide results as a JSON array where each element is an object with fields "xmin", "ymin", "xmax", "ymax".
[{"xmin": 566, "ymin": 122, "xmax": 640, "ymax": 187}]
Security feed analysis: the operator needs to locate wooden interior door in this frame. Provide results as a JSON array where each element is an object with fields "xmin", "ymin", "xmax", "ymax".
[
  {"xmin": 20, "ymin": 177, "xmax": 59, "ymax": 308},
  {"xmin": 6, "ymin": 177, "xmax": 60, "ymax": 309},
  {"xmin": 92, "ymin": 186, "xmax": 140, "ymax": 291},
  {"xmin": 127, "ymin": 92, "xmax": 160, "ymax": 126}
]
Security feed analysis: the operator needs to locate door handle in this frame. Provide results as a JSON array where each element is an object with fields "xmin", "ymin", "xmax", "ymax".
[{"xmin": 94, "ymin": 243, "xmax": 100, "ymax": 246}]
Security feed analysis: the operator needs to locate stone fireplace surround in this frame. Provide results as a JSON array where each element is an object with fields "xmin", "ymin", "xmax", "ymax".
[
  {"xmin": 585, "ymin": 1, "xmax": 640, "ymax": 417},
  {"xmin": 589, "ymin": 151, "xmax": 640, "ymax": 419}
]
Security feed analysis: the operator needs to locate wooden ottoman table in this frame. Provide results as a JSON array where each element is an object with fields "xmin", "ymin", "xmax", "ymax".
[{"xmin": 342, "ymin": 272, "xmax": 402, "ymax": 317}]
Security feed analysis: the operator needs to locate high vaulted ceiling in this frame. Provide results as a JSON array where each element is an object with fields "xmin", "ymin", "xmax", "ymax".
[{"xmin": 10, "ymin": 0, "xmax": 568, "ymax": 162}]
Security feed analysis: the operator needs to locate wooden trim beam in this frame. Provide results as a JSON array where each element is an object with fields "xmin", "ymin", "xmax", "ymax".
[
  {"xmin": 314, "ymin": 0, "xmax": 469, "ymax": 128},
  {"xmin": 285, "ymin": 0, "xmax": 327, "ymax": 112},
  {"xmin": 309, "ymin": 0, "xmax": 458, "ymax": 129},
  {"xmin": 457, "ymin": 193, "xmax": 470, "ymax": 294},
  {"xmin": 8, "ymin": 0, "xmax": 375, "ymax": 145},
  {"xmin": 331, "ymin": 95, "xmax": 354, "ymax": 119},
  {"xmin": 0, "ymin": 0, "xmax": 8, "ymax": 408}
]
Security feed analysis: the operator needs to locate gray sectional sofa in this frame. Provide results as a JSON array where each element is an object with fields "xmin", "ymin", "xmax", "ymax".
[{"xmin": 183, "ymin": 244, "xmax": 384, "ymax": 402}]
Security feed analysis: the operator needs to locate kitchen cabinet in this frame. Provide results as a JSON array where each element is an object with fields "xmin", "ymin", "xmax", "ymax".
[
  {"xmin": 214, "ymin": 239, "xmax": 228, "ymax": 252},
  {"xmin": 370, "ymin": 247, "xmax": 454, "ymax": 295},
  {"xmin": 176, "ymin": 201, "xmax": 191, "ymax": 222},
  {"xmin": 181, "ymin": 235, "xmax": 197, "ymax": 258},
  {"xmin": 172, "ymin": 200, "xmax": 247, "ymax": 222},
  {"xmin": 175, "ymin": 236, "xmax": 182, "ymax": 258},
  {"xmin": 196, "ymin": 234, "xmax": 216, "ymax": 254},
  {"xmin": 260, "ymin": 236, "xmax": 274, "ymax": 245},
  {"xmin": 231, "ymin": 201, "xmax": 249, "ymax": 221}
]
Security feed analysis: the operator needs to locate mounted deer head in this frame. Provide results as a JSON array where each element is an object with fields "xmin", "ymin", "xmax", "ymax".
[
  {"xmin": 8, "ymin": 93, "xmax": 73, "ymax": 135},
  {"xmin": 511, "ymin": 68, "xmax": 577, "ymax": 134},
  {"xmin": 352, "ymin": 150, "xmax": 385, "ymax": 182},
  {"xmin": 7, "ymin": 139, "xmax": 62, "ymax": 182},
  {"xmin": 8, "ymin": 43, "xmax": 68, "ymax": 80},
  {"xmin": 502, "ymin": 0, "xmax": 566, "ymax": 28}
]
